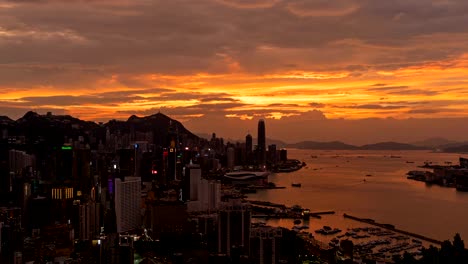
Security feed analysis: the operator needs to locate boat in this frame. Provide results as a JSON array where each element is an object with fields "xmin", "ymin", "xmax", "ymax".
[
  {"xmin": 291, "ymin": 183, "xmax": 302, "ymax": 187},
  {"xmin": 315, "ymin": 226, "xmax": 342, "ymax": 235}
]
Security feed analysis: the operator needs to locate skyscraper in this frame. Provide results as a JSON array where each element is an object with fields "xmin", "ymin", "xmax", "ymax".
[
  {"xmin": 218, "ymin": 200, "xmax": 251, "ymax": 256},
  {"xmin": 245, "ymin": 133, "xmax": 252, "ymax": 166},
  {"xmin": 257, "ymin": 120, "xmax": 266, "ymax": 167},
  {"xmin": 114, "ymin": 177, "xmax": 141, "ymax": 233}
]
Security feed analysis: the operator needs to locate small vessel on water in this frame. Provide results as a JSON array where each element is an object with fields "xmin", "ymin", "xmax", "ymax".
[
  {"xmin": 291, "ymin": 183, "xmax": 302, "ymax": 187},
  {"xmin": 315, "ymin": 226, "xmax": 342, "ymax": 235}
]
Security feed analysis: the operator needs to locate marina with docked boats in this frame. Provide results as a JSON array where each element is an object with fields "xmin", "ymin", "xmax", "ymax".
[
  {"xmin": 238, "ymin": 151, "xmax": 468, "ymax": 263},
  {"xmin": 246, "ymin": 197, "xmax": 440, "ymax": 262}
]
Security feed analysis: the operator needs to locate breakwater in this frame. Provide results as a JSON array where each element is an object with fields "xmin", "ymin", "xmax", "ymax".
[{"xmin": 343, "ymin": 213, "xmax": 443, "ymax": 245}]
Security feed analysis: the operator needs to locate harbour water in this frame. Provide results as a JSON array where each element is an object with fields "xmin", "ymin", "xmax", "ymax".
[{"xmin": 248, "ymin": 150, "xmax": 468, "ymax": 242}]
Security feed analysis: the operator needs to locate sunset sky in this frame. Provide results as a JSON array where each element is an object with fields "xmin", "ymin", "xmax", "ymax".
[{"xmin": 1, "ymin": 0, "xmax": 468, "ymax": 143}]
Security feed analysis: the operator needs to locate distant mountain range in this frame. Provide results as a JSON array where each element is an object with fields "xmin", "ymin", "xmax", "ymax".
[
  {"xmin": 284, "ymin": 141, "xmax": 427, "ymax": 150},
  {"xmin": 2, "ymin": 112, "xmax": 467, "ymax": 152},
  {"xmin": 198, "ymin": 134, "xmax": 468, "ymax": 152},
  {"xmin": 0, "ymin": 111, "xmax": 199, "ymax": 147}
]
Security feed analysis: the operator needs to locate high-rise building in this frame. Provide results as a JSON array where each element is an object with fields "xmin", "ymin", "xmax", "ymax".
[
  {"xmin": 182, "ymin": 164, "xmax": 201, "ymax": 202},
  {"xmin": 250, "ymin": 226, "xmax": 283, "ymax": 264},
  {"xmin": 279, "ymin": 149, "xmax": 288, "ymax": 162},
  {"xmin": 257, "ymin": 120, "xmax": 266, "ymax": 167},
  {"xmin": 74, "ymin": 201, "xmax": 101, "ymax": 241},
  {"xmin": 57, "ymin": 145, "xmax": 74, "ymax": 183},
  {"xmin": 186, "ymin": 165, "xmax": 221, "ymax": 213},
  {"xmin": 268, "ymin": 144, "xmax": 277, "ymax": 165},
  {"xmin": 226, "ymin": 147, "xmax": 235, "ymax": 170},
  {"xmin": 166, "ymin": 121, "xmax": 179, "ymax": 182},
  {"xmin": 8, "ymin": 149, "xmax": 35, "ymax": 175},
  {"xmin": 245, "ymin": 134, "xmax": 253, "ymax": 165},
  {"xmin": 73, "ymin": 148, "xmax": 91, "ymax": 194},
  {"xmin": 115, "ymin": 177, "xmax": 141, "ymax": 233},
  {"xmin": 218, "ymin": 200, "xmax": 251, "ymax": 256}
]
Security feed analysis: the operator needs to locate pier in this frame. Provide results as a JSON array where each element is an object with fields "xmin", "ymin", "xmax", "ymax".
[
  {"xmin": 246, "ymin": 200, "xmax": 287, "ymax": 209},
  {"xmin": 343, "ymin": 213, "xmax": 443, "ymax": 245}
]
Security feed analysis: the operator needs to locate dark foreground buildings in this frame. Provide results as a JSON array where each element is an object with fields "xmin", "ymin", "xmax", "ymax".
[{"xmin": 0, "ymin": 113, "xmax": 310, "ymax": 263}]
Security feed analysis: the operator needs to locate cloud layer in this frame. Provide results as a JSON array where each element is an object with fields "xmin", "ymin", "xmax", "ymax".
[{"xmin": 1, "ymin": 0, "xmax": 468, "ymax": 142}]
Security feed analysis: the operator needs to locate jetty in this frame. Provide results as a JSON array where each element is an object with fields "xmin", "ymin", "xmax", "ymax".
[
  {"xmin": 245, "ymin": 200, "xmax": 287, "ymax": 209},
  {"xmin": 343, "ymin": 213, "xmax": 443, "ymax": 245}
]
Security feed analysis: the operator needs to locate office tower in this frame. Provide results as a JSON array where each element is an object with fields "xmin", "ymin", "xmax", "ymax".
[
  {"xmin": 218, "ymin": 200, "xmax": 251, "ymax": 256},
  {"xmin": 117, "ymin": 148, "xmax": 136, "ymax": 178},
  {"xmin": 8, "ymin": 149, "xmax": 34, "ymax": 175},
  {"xmin": 279, "ymin": 149, "xmax": 287, "ymax": 162},
  {"xmin": 166, "ymin": 121, "xmax": 178, "ymax": 181},
  {"xmin": 198, "ymin": 180, "xmax": 221, "ymax": 212},
  {"xmin": 115, "ymin": 177, "xmax": 141, "ymax": 233},
  {"xmin": 182, "ymin": 164, "xmax": 201, "ymax": 202},
  {"xmin": 74, "ymin": 202, "xmax": 101, "ymax": 241},
  {"xmin": 51, "ymin": 186, "xmax": 75, "ymax": 223},
  {"xmin": 268, "ymin": 144, "xmax": 277, "ymax": 165},
  {"xmin": 0, "ymin": 145, "xmax": 9, "ymax": 200},
  {"xmin": 186, "ymin": 165, "xmax": 221, "ymax": 212},
  {"xmin": 227, "ymin": 147, "xmax": 235, "ymax": 170},
  {"xmin": 58, "ymin": 145, "xmax": 74, "ymax": 182},
  {"xmin": 73, "ymin": 148, "xmax": 91, "ymax": 193},
  {"xmin": 245, "ymin": 134, "xmax": 252, "ymax": 166},
  {"xmin": 257, "ymin": 120, "xmax": 266, "ymax": 167}
]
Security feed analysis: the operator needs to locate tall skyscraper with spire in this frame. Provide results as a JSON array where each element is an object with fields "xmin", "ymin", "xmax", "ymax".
[{"xmin": 257, "ymin": 119, "xmax": 266, "ymax": 168}]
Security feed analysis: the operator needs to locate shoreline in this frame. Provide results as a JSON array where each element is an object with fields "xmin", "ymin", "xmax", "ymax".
[{"xmin": 343, "ymin": 213, "xmax": 443, "ymax": 245}]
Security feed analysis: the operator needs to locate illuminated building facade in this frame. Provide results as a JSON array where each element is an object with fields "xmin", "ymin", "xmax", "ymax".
[{"xmin": 114, "ymin": 177, "xmax": 141, "ymax": 233}]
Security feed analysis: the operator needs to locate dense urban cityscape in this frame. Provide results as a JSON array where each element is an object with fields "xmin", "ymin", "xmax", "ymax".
[
  {"xmin": 1, "ymin": 111, "xmax": 468, "ymax": 264},
  {"xmin": 3, "ymin": 1, "xmax": 468, "ymax": 263},
  {"xmin": 0, "ymin": 111, "xmax": 306, "ymax": 264}
]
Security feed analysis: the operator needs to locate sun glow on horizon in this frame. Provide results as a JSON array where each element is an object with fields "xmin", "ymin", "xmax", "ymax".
[{"xmin": 2, "ymin": 54, "xmax": 468, "ymax": 122}]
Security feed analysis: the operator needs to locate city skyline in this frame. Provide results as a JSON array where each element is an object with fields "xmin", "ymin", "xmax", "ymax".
[{"xmin": 2, "ymin": 0, "xmax": 468, "ymax": 143}]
